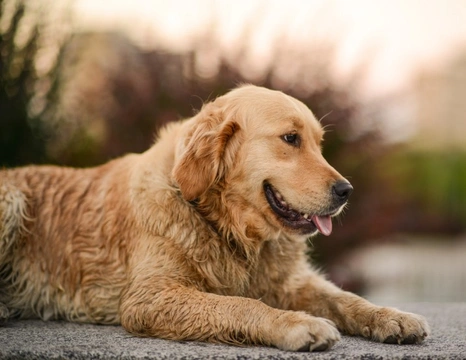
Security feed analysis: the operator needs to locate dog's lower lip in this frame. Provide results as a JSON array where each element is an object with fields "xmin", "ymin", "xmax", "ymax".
[{"xmin": 263, "ymin": 182, "xmax": 318, "ymax": 234}]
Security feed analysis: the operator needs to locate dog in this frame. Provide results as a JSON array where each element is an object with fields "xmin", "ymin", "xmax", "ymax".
[{"xmin": 0, "ymin": 85, "xmax": 429, "ymax": 351}]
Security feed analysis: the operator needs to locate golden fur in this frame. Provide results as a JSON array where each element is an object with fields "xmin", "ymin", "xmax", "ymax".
[{"xmin": 0, "ymin": 85, "xmax": 429, "ymax": 351}]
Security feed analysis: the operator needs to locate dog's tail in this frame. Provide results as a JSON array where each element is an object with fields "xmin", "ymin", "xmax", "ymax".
[
  {"xmin": 0, "ymin": 183, "xmax": 29, "ymax": 261},
  {"xmin": 0, "ymin": 182, "xmax": 30, "ymax": 325}
]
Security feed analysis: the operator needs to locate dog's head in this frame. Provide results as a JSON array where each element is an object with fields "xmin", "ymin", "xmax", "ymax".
[{"xmin": 172, "ymin": 85, "xmax": 352, "ymax": 238}]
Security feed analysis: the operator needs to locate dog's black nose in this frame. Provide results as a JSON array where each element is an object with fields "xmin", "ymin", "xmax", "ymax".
[{"xmin": 332, "ymin": 181, "xmax": 353, "ymax": 202}]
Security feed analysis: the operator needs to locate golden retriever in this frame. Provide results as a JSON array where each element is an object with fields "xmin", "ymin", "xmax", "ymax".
[{"xmin": 0, "ymin": 85, "xmax": 429, "ymax": 351}]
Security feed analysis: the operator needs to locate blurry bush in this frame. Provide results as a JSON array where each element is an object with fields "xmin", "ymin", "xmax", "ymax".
[
  {"xmin": 1, "ymin": 0, "xmax": 465, "ymax": 293},
  {"xmin": 0, "ymin": 0, "xmax": 47, "ymax": 166},
  {"xmin": 1, "ymin": 0, "xmax": 71, "ymax": 166}
]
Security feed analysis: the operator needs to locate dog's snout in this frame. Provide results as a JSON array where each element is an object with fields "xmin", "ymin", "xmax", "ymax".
[{"xmin": 332, "ymin": 181, "xmax": 353, "ymax": 203}]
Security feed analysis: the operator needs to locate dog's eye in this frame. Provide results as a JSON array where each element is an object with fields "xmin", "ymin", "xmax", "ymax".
[{"xmin": 282, "ymin": 133, "xmax": 300, "ymax": 147}]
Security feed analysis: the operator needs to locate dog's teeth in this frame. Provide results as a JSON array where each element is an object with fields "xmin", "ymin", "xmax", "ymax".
[
  {"xmin": 276, "ymin": 192, "xmax": 282, "ymax": 200},
  {"xmin": 281, "ymin": 200, "xmax": 287, "ymax": 207},
  {"xmin": 303, "ymin": 213, "xmax": 309, "ymax": 219}
]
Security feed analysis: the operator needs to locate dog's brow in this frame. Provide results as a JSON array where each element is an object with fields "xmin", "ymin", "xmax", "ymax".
[{"xmin": 288, "ymin": 117, "xmax": 304, "ymax": 130}]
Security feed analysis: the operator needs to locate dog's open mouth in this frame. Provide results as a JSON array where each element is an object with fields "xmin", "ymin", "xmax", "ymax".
[{"xmin": 263, "ymin": 182, "xmax": 333, "ymax": 236}]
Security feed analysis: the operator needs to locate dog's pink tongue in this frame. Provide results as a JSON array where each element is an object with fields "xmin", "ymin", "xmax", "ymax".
[{"xmin": 311, "ymin": 215, "xmax": 333, "ymax": 236}]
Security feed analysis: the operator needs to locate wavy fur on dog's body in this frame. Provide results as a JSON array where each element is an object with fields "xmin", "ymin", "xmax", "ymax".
[{"xmin": 0, "ymin": 85, "xmax": 429, "ymax": 351}]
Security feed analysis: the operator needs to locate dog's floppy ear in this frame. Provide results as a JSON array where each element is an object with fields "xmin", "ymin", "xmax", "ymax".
[{"xmin": 172, "ymin": 102, "xmax": 240, "ymax": 201}]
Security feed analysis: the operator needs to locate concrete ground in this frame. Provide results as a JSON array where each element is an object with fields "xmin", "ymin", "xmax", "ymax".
[{"xmin": 1, "ymin": 303, "xmax": 465, "ymax": 359}]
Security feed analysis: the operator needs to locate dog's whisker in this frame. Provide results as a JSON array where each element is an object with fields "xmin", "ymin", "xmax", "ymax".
[{"xmin": 318, "ymin": 111, "xmax": 334, "ymax": 124}]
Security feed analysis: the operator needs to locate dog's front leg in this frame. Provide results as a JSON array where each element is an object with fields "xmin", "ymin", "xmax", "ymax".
[
  {"xmin": 120, "ymin": 282, "xmax": 341, "ymax": 351},
  {"xmin": 286, "ymin": 270, "xmax": 430, "ymax": 344},
  {"xmin": 119, "ymin": 259, "xmax": 340, "ymax": 352}
]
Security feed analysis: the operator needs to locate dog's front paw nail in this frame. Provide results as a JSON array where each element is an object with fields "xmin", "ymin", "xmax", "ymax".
[
  {"xmin": 297, "ymin": 341, "xmax": 312, "ymax": 352},
  {"xmin": 401, "ymin": 334, "xmax": 418, "ymax": 344},
  {"xmin": 383, "ymin": 335, "xmax": 398, "ymax": 344},
  {"xmin": 310, "ymin": 341, "xmax": 331, "ymax": 352}
]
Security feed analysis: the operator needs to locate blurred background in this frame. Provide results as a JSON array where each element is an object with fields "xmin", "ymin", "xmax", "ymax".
[{"xmin": 1, "ymin": 0, "xmax": 465, "ymax": 303}]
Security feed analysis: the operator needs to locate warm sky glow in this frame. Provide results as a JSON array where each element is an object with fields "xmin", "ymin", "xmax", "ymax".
[{"xmin": 73, "ymin": 0, "xmax": 466, "ymax": 97}]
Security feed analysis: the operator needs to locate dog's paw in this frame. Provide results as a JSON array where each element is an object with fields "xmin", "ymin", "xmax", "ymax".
[
  {"xmin": 362, "ymin": 307, "xmax": 430, "ymax": 344},
  {"xmin": 271, "ymin": 312, "xmax": 341, "ymax": 352}
]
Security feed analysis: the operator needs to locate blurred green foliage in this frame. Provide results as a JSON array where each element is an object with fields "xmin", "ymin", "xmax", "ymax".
[{"xmin": 382, "ymin": 150, "xmax": 466, "ymax": 227}]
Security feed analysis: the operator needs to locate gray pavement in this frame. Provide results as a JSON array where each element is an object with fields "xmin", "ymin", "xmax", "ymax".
[{"xmin": 1, "ymin": 303, "xmax": 465, "ymax": 359}]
